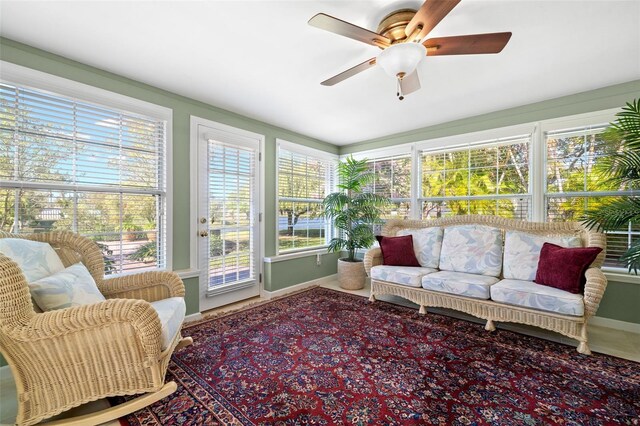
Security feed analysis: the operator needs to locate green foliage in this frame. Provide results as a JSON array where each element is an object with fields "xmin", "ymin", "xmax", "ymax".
[
  {"xmin": 322, "ymin": 156, "xmax": 389, "ymax": 262},
  {"xmin": 129, "ymin": 241, "xmax": 157, "ymax": 263},
  {"xmin": 584, "ymin": 100, "xmax": 640, "ymax": 273},
  {"xmin": 95, "ymin": 242, "xmax": 117, "ymax": 274}
]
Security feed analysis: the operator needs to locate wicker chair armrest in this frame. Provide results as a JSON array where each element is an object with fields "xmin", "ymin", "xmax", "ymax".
[
  {"xmin": 101, "ymin": 271, "xmax": 185, "ymax": 302},
  {"xmin": 583, "ymin": 267, "xmax": 608, "ymax": 318},
  {"xmin": 364, "ymin": 248, "xmax": 382, "ymax": 277},
  {"xmin": 15, "ymin": 299, "xmax": 162, "ymax": 358}
]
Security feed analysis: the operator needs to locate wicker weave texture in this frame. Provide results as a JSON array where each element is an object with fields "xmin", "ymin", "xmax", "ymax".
[
  {"xmin": 364, "ymin": 216, "xmax": 608, "ymax": 354},
  {"xmin": 0, "ymin": 232, "xmax": 186, "ymax": 426}
]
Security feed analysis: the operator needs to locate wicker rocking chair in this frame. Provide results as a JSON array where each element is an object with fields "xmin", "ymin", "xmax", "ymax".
[{"xmin": 0, "ymin": 231, "xmax": 193, "ymax": 426}]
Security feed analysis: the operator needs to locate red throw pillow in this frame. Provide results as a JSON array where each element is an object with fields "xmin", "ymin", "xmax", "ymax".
[
  {"xmin": 376, "ymin": 235, "xmax": 421, "ymax": 267},
  {"xmin": 534, "ymin": 243, "xmax": 602, "ymax": 294}
]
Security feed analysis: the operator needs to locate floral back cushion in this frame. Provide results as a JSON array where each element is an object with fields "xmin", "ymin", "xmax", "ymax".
[
  {"xmin": 503, "ymin": 231, "xmax": 582, "ymax": 281},
  {"xmin": 439, "ymin": 225, "xmax": 503, "ymax": 277},
  {"xmin": 0, "ymin": 238, "xmax": 65, "ymax": 282},
  {"xmin": 396, "ymin": 227, "xmax": 443, "ymax": 268}
]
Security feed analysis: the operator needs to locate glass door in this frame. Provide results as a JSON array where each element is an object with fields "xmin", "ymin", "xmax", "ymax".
[{"xmin": 197, "ymin": 122, "xmax": 261, "ymax": 311}]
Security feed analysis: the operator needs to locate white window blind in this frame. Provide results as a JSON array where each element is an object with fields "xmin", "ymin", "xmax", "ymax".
[
  {"xmin": 365, "ymin": 154, "xmax": 412, "ymax": 220},
  {"xmin": 420, "ymin": 135, "xmax": 531, "ymax": 219},
  {"xmin": 208, "ymin": 141, "xmax": 255, "ymax": 287},
  {"xmin": 0, "ymin": 82, "xmax": 167, "ymax": 274},
  {"xmin": 277, "ymin": 145, "xmax": 335, "ymax": 253},
  {"xmin": 546, "ymin": 125, "xmax": 637, "ymax": 268}
]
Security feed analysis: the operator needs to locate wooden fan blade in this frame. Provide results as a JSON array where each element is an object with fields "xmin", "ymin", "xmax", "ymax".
[
  {"xmin": 424, "ymin": 32, "xmax": 512, "ymax": 55},
  {"xmin": 400, "ymin": 71, "xmax": 421, "ymax": 95},
  {"xmin": 321, "ymin": 58, "xmax": 377, "ymax": 86},
  {"xmin": 309, "ymin": 13, "xmax": 390, "ymax": 48},
  {"xmin": 405, "ymin": 0, "xmax": 461, "ymax": 42}
]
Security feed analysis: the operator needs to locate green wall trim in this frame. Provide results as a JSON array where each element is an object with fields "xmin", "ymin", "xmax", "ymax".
[
  {"xmin": 0, "ymin": 36, "xmax": 638, "ymax": 379},
  {"xmin": 340, "ymin": 80, "xmax": 640, "ymax": 154},
  {"xmin": 0, "ymin": 37, "xmax": 343, "ymax": 322},
  {"xmin": 264, "ymin": 252, "xmax": 340, "ymax": 291},
  {"xmin": 596, "ymin": 280, "xmax": 640, "ymax": 324}
]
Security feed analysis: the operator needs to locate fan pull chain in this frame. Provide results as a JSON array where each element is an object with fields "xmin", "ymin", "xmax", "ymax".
[{"xmin": 397, "ymin": 76, "xmax": 405, "ymax": 101}]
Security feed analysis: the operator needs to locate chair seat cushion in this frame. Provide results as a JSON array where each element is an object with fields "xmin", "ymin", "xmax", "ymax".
[
  {"xmin": 421, "ymin": 271, "xmax": 499, "ymax": 299},
  {"xmin": 370, "ymin": 265, "xmax": 437, "ymax": 288},
  {"xmin": 150, "ymin": 297, "xmax": 186, "ymax": 350},
  {"xmin": 29, "ymin": 262, "xmax": 105, "ymax": 311},
  {"xmin": 0, "ymin": 238, "xmax": 65, "ymax": 282},
  {"xmin": 490, "ymin": 279, "xmax": 584, "ymax": 316}
]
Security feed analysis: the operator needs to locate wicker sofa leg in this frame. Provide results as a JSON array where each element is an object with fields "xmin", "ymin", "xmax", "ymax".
[
  {"xmin": 485, "ymin": 319, "xmax": 496, "ymax": 332},
  {"xmin": 419, "ymin": 305, "xmax": 427, "ymax": 314},
  {"xmin": 45, "ymin": 381, "xmax": 178, "ymax": 426},
  {"xmin": 369, "ymin": 293, "xmax": 376, "ymax": 302},
  {"xmin": 576, "ymin": 323, "xmax": 591, "ymax": 355}
]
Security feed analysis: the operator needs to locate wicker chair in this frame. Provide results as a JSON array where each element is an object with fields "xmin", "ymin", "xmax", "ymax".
[{"xmin": 0, "ymin": 231, "xmax": 193, "ymax": 426}]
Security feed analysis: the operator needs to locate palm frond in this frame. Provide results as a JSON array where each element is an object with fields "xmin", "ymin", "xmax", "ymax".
[
  {"xmin": 621, "ymin": 243, "xmax": 640, "ymax": 274},
  {"xmin": 612, "ymin": 100, "xmax": 640, "ymax": 150},
  {"xmin": 582, "ymin": 196, "xmax": 640, "ymax": 231},
  {"xmin": 597, "ymin": 151, "xmax": 640, "ymax": 188}
]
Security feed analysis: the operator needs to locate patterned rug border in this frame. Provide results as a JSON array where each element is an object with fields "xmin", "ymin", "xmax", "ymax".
[{"xmin": 182, "ymin": 285, "xmax": 323, "ymax": 329}]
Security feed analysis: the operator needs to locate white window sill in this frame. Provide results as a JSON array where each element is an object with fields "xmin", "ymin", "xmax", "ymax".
[
  {"xmin": 265, "ymin": 248, "xmax": 331, "ymax": 263},
  {"xmin": 603, "ymin": 270, "xmax": 640, "ymax": 284}
]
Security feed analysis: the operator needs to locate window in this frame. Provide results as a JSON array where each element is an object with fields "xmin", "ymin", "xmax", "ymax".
[
  {"xmin": 545, "ymin": 125, "xmax": 637, "ymax": 268},
  {"xmin": 277, "ymin": 141, "xmax": 336, "ymax": 253},
  {"xmin": 0, "ymin": 79, "xmax": 169, "ymax": 275},
  {"xmin": 365, "ymin": 154, "xmax": 412, "ymax": 220},
  {"xmin": 419, "ymin": 136, "xmax": 531, "ymax": 220}
]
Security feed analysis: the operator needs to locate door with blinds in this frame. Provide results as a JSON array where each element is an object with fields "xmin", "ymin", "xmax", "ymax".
[{"xmin": 197, "ymin": 121, "xmax": 262, "ymax": 311}]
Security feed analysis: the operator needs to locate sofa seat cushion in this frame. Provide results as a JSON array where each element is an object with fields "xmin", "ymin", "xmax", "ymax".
[
  {"xmin": 490, "ymin": 279, "xmax": 584, "ymax": 316},
  {"xmin": 150, "ymin": 297, "xmax": 186, "ymax": 350},
  {"xmin": 421, "ymin": 271, "xmax": 499, "ymax": 299},
  {"xmin": 396, "ymin": 227, "xmax": 443, "ymax": 268},
  {"xmin": 370, "ymin": 265, "xmax": 437, "ymax": 288},
  {"xmin": 439, "ymin": 225, "xmax": 503, "ymax": 276},
  {"xmin": 503, "ymin": 231, "xmax": 583, "ymax": 281}
]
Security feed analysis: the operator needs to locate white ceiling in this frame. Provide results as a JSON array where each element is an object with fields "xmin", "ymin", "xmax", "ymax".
[{"xmin": 1, "ymin": 0, "xmax": 639, "ymax": 145}]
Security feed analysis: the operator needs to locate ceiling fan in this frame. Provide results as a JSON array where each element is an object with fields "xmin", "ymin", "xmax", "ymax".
[{"xmin": 308, "ymin": 0, "xmax": 512, "ymax": 100}]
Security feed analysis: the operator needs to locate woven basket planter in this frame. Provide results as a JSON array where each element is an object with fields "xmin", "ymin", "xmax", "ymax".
[{"xmin": 338, "ymin": 258, "xmax": 366, "ymax": 290}]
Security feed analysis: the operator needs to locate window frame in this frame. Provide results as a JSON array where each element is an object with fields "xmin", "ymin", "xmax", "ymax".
[
  {"xmin": 349, "ymin": 108, "xmax": 639, "ymax": 277},
  {"xmin": 417, "ymin": 134, "xmax": 533, "ymax": 220},
  {"xmin": 275, "ymin": 139, "xmax": 337, "ymax": 255},
  {"xmin": 540, "ymin": 109, "xmax": 636, "ymax": 271},
  {"xmin": 0, "ymin": 61, "xmax": 173, "ymax": 274}
]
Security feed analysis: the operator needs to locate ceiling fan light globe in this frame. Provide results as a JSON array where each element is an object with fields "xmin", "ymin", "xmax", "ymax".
[{"xmin": 377, "ymin": 43, "xmax": 426, "ymax": 78}]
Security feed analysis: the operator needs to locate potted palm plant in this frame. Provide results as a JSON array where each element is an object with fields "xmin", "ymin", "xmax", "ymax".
[
  {"xmin": 584, "ymin": 99, "xmax": 640, "ymax": 273},
  {"xmin": 322, "ymin": 155, "xmax": 389, "ymax": 289}
]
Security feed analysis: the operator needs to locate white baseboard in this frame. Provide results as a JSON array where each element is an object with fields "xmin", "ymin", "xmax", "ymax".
[
  {"xmin": 184, "ymin": 312, "xmax": 203, "ymax": 323},
  {"xmin": 261, "ymin": 274, "xmax": 337, "ymax": 300},
  {"xmin": 590, "ymin": 316, "xmax": 640, "ymax": 334}
]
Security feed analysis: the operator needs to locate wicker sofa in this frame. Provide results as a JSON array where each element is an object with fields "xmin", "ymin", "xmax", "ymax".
[{"xmin": 364, "ymin": 216, "xmax": 608, "ymax": 355}]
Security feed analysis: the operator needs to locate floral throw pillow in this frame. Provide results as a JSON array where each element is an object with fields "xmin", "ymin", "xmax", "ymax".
[{"xmin": 29, "ymin": 262, "xmax": 105, "ymax": 311}]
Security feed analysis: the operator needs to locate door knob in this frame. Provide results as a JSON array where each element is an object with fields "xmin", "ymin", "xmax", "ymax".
[{"xmin": 200, "ymin": 230, "xmax": 209, "ymax": 237}]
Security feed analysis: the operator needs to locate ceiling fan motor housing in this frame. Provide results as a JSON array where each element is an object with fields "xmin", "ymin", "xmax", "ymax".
[{"xmin": 376, "ymin": 9, "xmax": 418, "ymax": 45}]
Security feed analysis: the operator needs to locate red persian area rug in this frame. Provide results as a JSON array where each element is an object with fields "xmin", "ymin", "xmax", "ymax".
[{"xmin": 116, "ymin": 287, "xmax": 640, "ymax": 425}]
